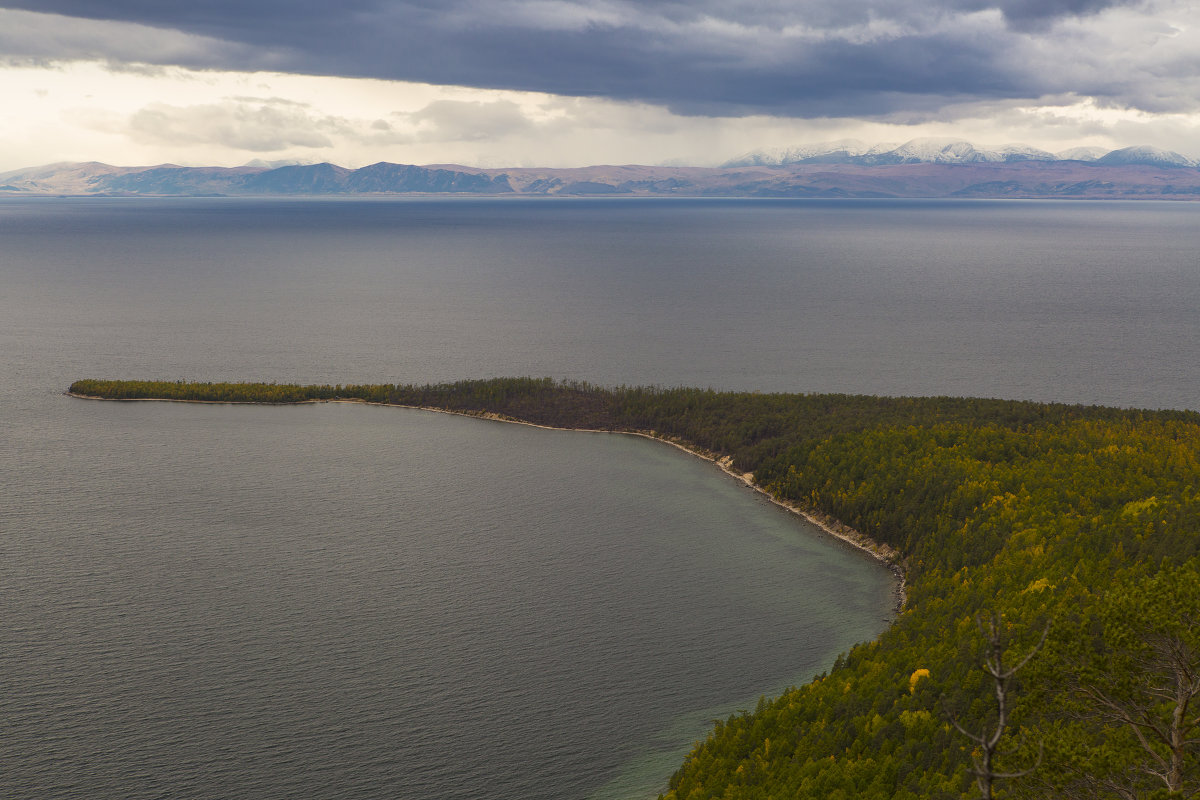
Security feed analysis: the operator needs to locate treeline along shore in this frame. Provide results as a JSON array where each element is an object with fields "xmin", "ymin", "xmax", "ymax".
[{"xmin": 69, "ymin": 377, "xmax": 1200, "ymax": 800}]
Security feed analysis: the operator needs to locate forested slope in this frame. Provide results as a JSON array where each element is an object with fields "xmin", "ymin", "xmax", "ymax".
[{"xmin": 69, "ymin": 378, "xmax": 1200, "ymax": 799}]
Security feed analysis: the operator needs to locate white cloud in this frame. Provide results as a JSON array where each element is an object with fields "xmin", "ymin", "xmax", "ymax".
[{"xmin": 125, "ymin": 100, "xmax": 339, "ymax": 151}]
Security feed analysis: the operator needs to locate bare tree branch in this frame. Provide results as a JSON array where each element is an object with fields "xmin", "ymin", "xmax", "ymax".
[{"xmin": 952, "ymin": 612, "xmax": 1046, "ymax": 800}]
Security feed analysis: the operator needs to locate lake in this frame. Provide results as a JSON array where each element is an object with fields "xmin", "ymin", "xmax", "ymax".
[{"xmin": 2, "ymin": 197, "xmax": 1197, "ymax": 799}]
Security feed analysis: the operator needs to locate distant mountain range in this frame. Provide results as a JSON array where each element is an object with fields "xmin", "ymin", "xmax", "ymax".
[
  {"xmin": 724, "ymin": 138, "xmax": 1199, "ymax": 169},
  {"xmin": 3, "ymin": 140, "xmax": 1199, "ymax": 200},
  {"xmin": 0, "ymin": 161, "xmax": 514, "ymax": 197}
]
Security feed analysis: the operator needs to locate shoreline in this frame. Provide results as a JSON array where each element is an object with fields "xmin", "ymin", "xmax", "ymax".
[{"xmin": 66, "ymin": 390, "xmax": 907, "ymax": 611}]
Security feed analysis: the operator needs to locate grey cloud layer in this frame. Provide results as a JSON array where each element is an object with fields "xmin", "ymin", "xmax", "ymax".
[
  {"xmin": 80, "ymin": 96, "xmax": 550, "ymax": 155},
  {"xmin": 127, "ymin": 100, "xmax": 341, "ymax": 151},
  {"xmin": 2, "ymin": 0, "xmax": 1193, "ymax": 117}
]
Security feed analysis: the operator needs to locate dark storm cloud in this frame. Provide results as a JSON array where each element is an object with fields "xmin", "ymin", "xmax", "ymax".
[
  {"xmin": 0, "ymin": 0, "xmax": 1183, "ymax": 117},
  {"xmin": 996, "ymin": 0, "xmax": 1128, "ymax": 25},
  {"xmin": 0, "ymin": 0, "xmax": 1133, "ymax": 30}
]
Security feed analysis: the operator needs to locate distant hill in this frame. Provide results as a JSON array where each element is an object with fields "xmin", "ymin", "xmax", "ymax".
[
  {"xmin": 0, "ymin": 161, "xmax": 513, "ymax": 196},
  {"xmin": 3, "ymin": 148, "xmax": 1200, "ymax": 199}
]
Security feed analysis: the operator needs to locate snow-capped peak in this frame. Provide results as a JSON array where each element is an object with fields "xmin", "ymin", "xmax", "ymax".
[
  {"xmin": 1095, "ymin": 145, "xmax": 1197, "ymax": 168},
  {"xmin": 885, "ymin": 138, "xmax": 996, "ymax": 163},
  {"xmin": 1055, "ymin": 146, "xmax": 1108, "ymax": 162},
  {"xmin": 992, "ymin": 143, "xmax": 1057, "ymax": 161},
  {"xmin": 723, "ymin": 139, "xmax": 871, "ymax": 167}
]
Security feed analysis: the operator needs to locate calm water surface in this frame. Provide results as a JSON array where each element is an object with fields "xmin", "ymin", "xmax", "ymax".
[{"xmin": 2, "ymin": 197, "xmax": 1198, "ymax": 799}]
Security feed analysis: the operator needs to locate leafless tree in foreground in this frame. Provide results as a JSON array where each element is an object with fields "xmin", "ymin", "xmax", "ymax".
[
  {"xmin": 952, "ymin": 612, "xmax": 1047, "ymax": 800},
  {"xmin": 1073, "ymin": 625, "xmax": 1200, "ymax": 797}
]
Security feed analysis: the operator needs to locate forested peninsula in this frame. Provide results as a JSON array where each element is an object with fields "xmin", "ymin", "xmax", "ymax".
[{"xmin": 69, "ymin": 378, "xmax": 1200, "ymax": 800}]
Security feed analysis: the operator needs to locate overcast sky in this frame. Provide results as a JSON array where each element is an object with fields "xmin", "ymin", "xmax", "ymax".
[{"xmin": 1, "ymin": 0, "xmax": 1198, "ymax": 170}]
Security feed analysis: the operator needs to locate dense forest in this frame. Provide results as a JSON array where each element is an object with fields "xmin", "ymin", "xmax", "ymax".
[{"xmin": 70, "ymin": 378, "xmax": 1200, "ymax": 799}]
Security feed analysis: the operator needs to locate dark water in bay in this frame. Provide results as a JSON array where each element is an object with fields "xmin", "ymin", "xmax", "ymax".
[{"xmin": 2, "ymin": 197, "xmax": 1198, "ymax": 799}]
